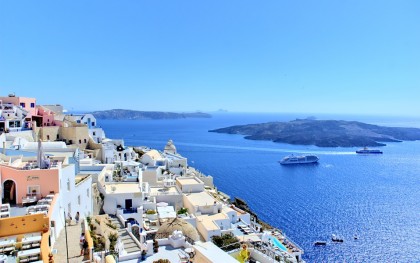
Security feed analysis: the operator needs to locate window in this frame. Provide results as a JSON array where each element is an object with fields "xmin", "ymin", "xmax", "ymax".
[
  {"xmin": 27, "ymin": 185, "xmax": 40, "ymax": 195},
  {"xmin": 20, "ymin": 102, "xmax": 26, "ymax": 107},
  {"xmin": 79, "ymin": 139, "xmax": 82, "ymax": 144},
  {"xmin": 47, "ymin": 135, "xmax": 50, "ymax": 140},
  {"xmin": 67, "ymin": 179, "xmax": 70, "ymax": 191},
  {"xmin": 92, "ymin": 122, "xmax": 95, "ymax": 127},
  {"xmin": 93, "ymin": 132, "xmax": 96, "ymax": 136},
  {"xmin": 57, "ymin": 134, "xmax": 60, "ymax": 140},
  {"xmin": 84, "ymin": 139, "xmax": 87, "ymax": 143},
  {"xmin": 87, "ymin": 188, "xmax": 90, "ymax": 197},
  {"xmin": 78, "ymin": 195, "xmax": 81, "ymax": 205},
  {"xmin": 30, "ymin": 102, "xmax": 35, "ymax": 108},
  {"xmin": 77, "ymin": 120, "xmax": 81, "ymax": 123}
]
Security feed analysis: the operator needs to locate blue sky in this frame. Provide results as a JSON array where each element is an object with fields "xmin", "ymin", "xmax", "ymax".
[{"xmin": 0, "ymin": 1, "xmax": 419, "ymax": 115}]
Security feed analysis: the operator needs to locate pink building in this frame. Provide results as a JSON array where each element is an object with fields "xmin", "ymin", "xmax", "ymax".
[
  {"xmin": 0, "ymin": 94, "xmax": 37, "ymax": 117},
  {"xmin": 0, "ymin": 164, "xmax": 59, "ymax": 205},
  {"xmin": 33, "ymin": 106, "xmax": 59, "ymax": 127}
]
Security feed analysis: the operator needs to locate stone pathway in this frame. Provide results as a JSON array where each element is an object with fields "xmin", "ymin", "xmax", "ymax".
[
  {"xmin": 53, "ymin": 221, "xmax": 89, "ymax": 263},
  {"xmin": 108, "ymin": 215, "xmax": 141, "ymax": 254}
]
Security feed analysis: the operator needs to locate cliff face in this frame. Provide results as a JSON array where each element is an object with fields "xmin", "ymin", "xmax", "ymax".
[
  {"xmin": 90, "ymin": 109, "xmax": 211, "ymax": 120},
  {"xmin": 209, "ymin": 119, "xmax": 420, "ymax": 147}
]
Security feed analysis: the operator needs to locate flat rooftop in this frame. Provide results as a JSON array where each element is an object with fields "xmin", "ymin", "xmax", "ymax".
[
  {"xmin": 149, "ymin": 186, "xmax": 180, "ymax": 196},
  {"xmin": 185, "ymin": 191, "xmax": 216, "ymax": 207},
  {"xmin": 197, "ymin": 213, "xmax": 228, "ymax": 231},
  {"xmin": 104, "ymin": 183, "xmax": 141, "ymax": 194},
  {"xmin": 176, "ymin": 178, "xmax": 201, "ymax": 186}
]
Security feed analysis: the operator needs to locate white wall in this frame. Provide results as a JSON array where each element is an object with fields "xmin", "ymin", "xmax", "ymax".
[{"xmin": 103, "ymin": 192, "xmax": 143, "ymax": 215}]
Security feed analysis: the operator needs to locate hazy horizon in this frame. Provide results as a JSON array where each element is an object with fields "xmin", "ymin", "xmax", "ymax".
[{"xmin": 1, "ymin": 1, "xmax": 419, "ymax": 115}]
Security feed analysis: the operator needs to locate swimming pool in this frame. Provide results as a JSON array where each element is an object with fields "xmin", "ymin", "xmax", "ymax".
[{"xmin": 271, "ymin": 237, "xmax": 288, "ymax": 252}]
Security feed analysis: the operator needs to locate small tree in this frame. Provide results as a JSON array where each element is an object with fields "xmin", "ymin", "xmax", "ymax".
[{"xmin": 211, "ymin": 233, "xmax": 240, "ymax": 251}]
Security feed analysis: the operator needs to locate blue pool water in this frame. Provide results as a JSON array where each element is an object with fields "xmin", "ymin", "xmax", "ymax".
[
  {"xmin": 100, "ymin": 113, "xmax": 420, "ymax": 262},
  {"xmin": 272, "ymin": 237, "xmax": 288, "ymax": 252}
]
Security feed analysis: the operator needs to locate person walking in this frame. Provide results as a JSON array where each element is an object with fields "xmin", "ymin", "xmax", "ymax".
[
  {"xmin": 79, "ymin": 233, "xmax": 85, "ymax": 256},
  {"xmin": 75, "ymin": 212, "xmax": 80, "ymax": 224},
  {"xmin": 67, "ymin": 212, "xmax": 72, "ymax": 225}
]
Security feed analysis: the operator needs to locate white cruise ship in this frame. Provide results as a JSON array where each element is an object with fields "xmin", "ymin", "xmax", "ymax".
[{"xmin": 279, "ymin": 154, "xmax": 319, "ymax": 165}]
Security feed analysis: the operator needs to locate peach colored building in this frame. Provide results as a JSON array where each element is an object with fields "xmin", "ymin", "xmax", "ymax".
[
  {"xmin": 0, "ymin": 164, "xmax": 59, "ymax": 205},
  {"xmin": 0, "ymin": 94, "xmax": 37, "ymax": 117}
]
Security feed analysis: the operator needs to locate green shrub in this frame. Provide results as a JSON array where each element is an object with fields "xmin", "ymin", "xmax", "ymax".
[
  {"xmin": 146, "ymin": 209, "xmax": 156, "ymax": 215},
  {"xmin": 177, "ymin": 207, "xmax": 188, "ymax": 215}
]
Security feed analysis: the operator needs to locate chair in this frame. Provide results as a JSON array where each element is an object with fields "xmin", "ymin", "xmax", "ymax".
[
  {"xmin": 31, "ymin": 242, "xmax": 40, "ymax": 248},
  {"xmin": 4, "ymin": 246, "xmax": 14, "ymax": 252},
  {"xmin": 178, "ymin": 253, "xmax": 189, "ymax": 263},
  {"xmin": 22, "ymin": 244, "xmax": 31, "ymax": 250},
  {"xmin": 29, "ymin": 255, "xmax": 39, "ymax": 261}
]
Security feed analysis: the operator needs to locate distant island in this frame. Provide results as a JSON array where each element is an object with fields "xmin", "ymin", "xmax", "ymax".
[
  {"xmin": 209, "ymin": 119, "xmax": 420, "ymax": 147},
  {"xmin": 91, "ymin": 109, "xmax": 211, "ymax": 120}
]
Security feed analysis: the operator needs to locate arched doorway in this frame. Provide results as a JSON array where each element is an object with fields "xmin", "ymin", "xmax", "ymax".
[{"xmin": 2, "ymin": 180, "xmax": 17, "ymax": 205}]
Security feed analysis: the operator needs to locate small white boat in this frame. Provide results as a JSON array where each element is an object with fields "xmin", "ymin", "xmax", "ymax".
[
  {"xmin": 279, "ymin": 154, "xmax": 319, "ymax": 165},
  {"xmin": 331, "ymin": 234, "xmax": 344, "ymax": 242}
]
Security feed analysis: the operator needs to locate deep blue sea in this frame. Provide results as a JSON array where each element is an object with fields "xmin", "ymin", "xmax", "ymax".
[{"xmin": 99, "ymin": 113, "xmax": 420, "ymax": 263}]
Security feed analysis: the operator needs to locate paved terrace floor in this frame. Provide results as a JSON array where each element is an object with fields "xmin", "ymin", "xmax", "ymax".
[
  {"xmin": 122, "ymin": 245, "xmax": 193, "ymax": 263},
  {"xmin": 53, "ymin": 221, "xmax": 89, "ymax": 263}
]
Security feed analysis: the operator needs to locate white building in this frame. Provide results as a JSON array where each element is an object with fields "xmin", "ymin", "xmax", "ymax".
[{"xmin": 0, "ymin": 102, "xmax": 30, "ymax": 132}]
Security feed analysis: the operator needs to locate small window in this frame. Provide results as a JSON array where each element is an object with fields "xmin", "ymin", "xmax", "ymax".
[
  {"xmin": 20, "ymin": 102, "xmax": 26, "ymax": 108},
  {"xmin": 92, "ymin": 122, "xmax": 95, "ymax": 126},
  {"xmin": 78, "ymin": 195, "xmax": 81, "ymax": 205},
  {"xmin": 84, "ymin": 139, "xmax": 87, "ymax": 143},
  {"xmin": 56, "ymin": 134, "xmax": 60, "ymax": 140},
  {"xmin": 67, "ymin": 179, "xmax": 71, "ymax": 191},
  {"xmin": 93, "ymin": 132, "xmax": 96, "ymax": 136},
  {"xmin": 30, "ymin": 103, "xmax": 35, "ymax": 108},
  {"xmin": 77, "ymin": 120, "xmax": 81, "ymax": 123},
  {"xmin": 47, "ymin": 135, "xmax": 50, "ymax": 140},
  {"xmin": 28, "ymin": 185, "xmax": 40, "ymax": 195},
  {"xmin": 79, "ymin": 139, "xmax": 82, "ymax": 144}
]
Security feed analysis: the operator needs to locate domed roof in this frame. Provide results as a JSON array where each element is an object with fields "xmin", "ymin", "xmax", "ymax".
[
  {"xmin": 164, "ymin": 139, "xmax": 177, "ymax": 153},
  {"xmin": 156, "ymin": 218, "xmax": 199, "ymax": 241}
]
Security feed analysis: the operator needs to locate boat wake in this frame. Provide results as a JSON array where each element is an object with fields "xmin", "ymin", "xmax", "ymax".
[{"xmin": 128, "ymin": 139, "xmax": 355, "ymax": 155}]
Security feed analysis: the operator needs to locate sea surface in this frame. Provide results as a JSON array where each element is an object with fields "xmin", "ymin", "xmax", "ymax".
[{"xmin": 99, "ymin": 113, "xmax": 420, "ymax": 262}]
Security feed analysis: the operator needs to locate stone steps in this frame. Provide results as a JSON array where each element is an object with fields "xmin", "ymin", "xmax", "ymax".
[{"xmin": 108, "ymin": 215, "xmax": 141, "ymax": 254}]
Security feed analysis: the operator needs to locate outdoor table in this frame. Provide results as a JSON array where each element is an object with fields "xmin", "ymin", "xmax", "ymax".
[
  {"xmin": 17, "ymin": 247, "xmax": 40, "ymax": 258},
  {"xmin": 21, "ymin": 235, "xmax": 42, "ymax": 245},
  {"xmin": 0, "ymin": 237, "xmax": 16, "ymax": 248}
]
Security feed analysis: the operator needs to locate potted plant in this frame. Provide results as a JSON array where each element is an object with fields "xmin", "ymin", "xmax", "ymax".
[
  {"xmin": 141, "ymin": 250, "xmax": 147, "ymax": 260},
  {"xmin": 42, "ymin": 223, "xmax": 49, "ymax": 233},
  {"xmin": 153, "ymin": 239, "xmax": 159, "ymax": 253}
]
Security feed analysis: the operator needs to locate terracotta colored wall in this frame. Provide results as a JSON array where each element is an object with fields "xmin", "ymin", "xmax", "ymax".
[
  {"xmin": 0, "ymin": 213, "xmax": 48, "ymax": 237},
  {"xmin": 0, "ymin": 165, "xmax": 60, "ymax": 204},
  {"xmin": 0, "ymin": 214, "xmax": 51, "ymax": 261}
]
